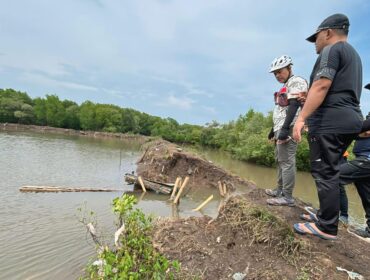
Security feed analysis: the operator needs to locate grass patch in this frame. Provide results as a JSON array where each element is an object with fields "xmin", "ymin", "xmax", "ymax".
[{"xmin": 219, "ymin": 196, "xmax": 310, "ymax": 263}]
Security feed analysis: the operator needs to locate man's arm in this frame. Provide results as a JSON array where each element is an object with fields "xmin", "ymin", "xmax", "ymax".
[
  {"xmin": 293, "ymin": 78, "xmax": 332, "ymax": 141},
  {"xmin": 277, "ymin": 98, "xmax": 300, "ymax": 140}
]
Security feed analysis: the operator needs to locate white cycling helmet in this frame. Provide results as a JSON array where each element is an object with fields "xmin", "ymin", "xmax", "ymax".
[{"xmin": 269, "ymin": 55, "xmax": 293, "ymax": 73}]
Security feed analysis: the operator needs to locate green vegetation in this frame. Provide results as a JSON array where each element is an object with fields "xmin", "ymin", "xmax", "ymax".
[
  {"xmin": 81, "ymin": 194, "xmax": 180, "ymax": 279},
  {"xmin": 0, "ymin": 88, "xmax": 310, "ymax": 170}
]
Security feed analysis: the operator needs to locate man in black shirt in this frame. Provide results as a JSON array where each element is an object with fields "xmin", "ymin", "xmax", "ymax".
[
  {"xmin": 292, "ymin": 14, "xmax": 363, "ymax": 240},
  {"xmin": 340, "ymin": 83, "xmax": 370, "ymax": 239}
]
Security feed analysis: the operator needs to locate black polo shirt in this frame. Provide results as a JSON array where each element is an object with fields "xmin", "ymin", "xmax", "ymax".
[{"xmin": 307, "ymin": 41, "xmax": 363, "ymax": 134}]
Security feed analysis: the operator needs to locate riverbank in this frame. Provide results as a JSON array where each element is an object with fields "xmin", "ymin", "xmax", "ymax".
[
  {"xmin": 137, "ymin": 140, "xmax": 369, "ymax": 279},
  {"xmin": 0, "ymin": 123, "xmax": 151, "ymax": 142}
]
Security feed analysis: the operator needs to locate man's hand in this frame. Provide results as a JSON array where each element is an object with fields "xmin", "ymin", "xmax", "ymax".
[
  {"xmin": 297, "ymin": 92, "xmax": 307, "ymax": 104},
  {"xmin": 277, "ymin": 128, "xmax": 289, "ymax": 141},
  {"xmin": 359, "ymin": 130, "xmax": 370, "ymax": 138},
  {"xmin": 293, "ymin": 119, "xmax": 305, "ymax": 142},
  {"xmin": 268, "ymin": 128, "xmax": 274, "ymax": 140}
]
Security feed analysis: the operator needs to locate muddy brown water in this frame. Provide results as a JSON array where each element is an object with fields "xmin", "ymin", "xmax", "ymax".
[{"xmin": 0, "ymin": 131, "xmax": 366, "ymax": 279}]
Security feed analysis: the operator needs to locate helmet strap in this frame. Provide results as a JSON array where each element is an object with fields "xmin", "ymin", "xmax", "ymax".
[{"xmin": 283, "ymin": 67, "xmax": 293, "ymax": 83}]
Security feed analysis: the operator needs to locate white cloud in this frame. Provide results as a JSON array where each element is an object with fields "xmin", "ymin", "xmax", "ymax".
[
  {"xmin": 156, "ymin": 94, "xmax": 196, "ymax": 110},
  {"xmin": 21, "ymin": 73, "xmax": 98, "ymax": 92},
  {"xmin": 201, "ymin": 105, "xmax": 217, "ymax": 115}
]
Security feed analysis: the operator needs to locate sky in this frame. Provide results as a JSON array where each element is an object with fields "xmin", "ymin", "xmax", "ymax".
[{"xmin": 1, "ymin": 0, "xmax": 370, "ymax": 125}]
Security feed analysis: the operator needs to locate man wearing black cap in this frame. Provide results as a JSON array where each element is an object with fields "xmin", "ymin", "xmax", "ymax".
[{"xmin": 292, "ymin": 14, "xmax": 363, "ymax": 240}]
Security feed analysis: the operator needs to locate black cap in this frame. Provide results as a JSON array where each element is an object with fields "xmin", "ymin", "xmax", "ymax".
[
  {"xmin": 306, "ymin": 13, "xmax": 350, "ymax": 43},
  {"xmin": 365, "ymin": 83, "xmax": 370, "ymax": 90}
]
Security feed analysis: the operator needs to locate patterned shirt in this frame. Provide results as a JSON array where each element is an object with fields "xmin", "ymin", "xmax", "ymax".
[{"xmin": 273, "ymin": 75, "xmax": 308, "ymax": 132}]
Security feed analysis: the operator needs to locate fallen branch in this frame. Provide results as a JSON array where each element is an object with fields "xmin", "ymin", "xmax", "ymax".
[
  {"xmin": 124, "ymin": 174, "xmax": 172, "ymax": 194},
  {"xmin": 87, "ymin": 223, "xmax": 101, "ymax": 246},
  {"xmin": 114, "ymin": 223, "xmax": 126, "ymax": 247}
]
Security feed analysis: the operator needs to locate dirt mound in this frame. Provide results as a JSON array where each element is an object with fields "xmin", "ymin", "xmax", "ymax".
[
  {"xmin": 153, "ymin": 191, "xmax": 370, "ymax": 279},
  {"xmin": 136, "ymin": 139, "xmax": 255, "ymax": 191}
]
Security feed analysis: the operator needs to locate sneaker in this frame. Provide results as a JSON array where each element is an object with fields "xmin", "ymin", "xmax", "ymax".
[
  {"xmin": 265, "ymin": 188, "xmax": 282, "ymax": 197},
  {"xmin": 339, "ymin": 215, "xmax": 349, "ymax": 225},
  {"xmin": 267, "ymin": 196, "xmax": 295, "ymax": 207},
  {"xmin": 353, "ymin": 228, "xmax": 370, "ymax": 238}
]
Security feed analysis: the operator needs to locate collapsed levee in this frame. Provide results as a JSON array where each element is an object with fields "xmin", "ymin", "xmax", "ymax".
[{"xmin": 136, "ymin": 139, "xmax": 256, "ymax": 193}]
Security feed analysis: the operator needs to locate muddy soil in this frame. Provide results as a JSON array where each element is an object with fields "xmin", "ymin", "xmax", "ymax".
[{"xmin": 139, "ymin": 140, "xmax": 369, "ymax": 280}]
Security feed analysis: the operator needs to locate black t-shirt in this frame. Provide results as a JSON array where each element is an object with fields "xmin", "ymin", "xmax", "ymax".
[{"xmin": 307, "ymin": 41, "xmax": 363, "ymax": 134}]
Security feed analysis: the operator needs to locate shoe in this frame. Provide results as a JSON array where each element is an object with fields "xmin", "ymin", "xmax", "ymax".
[
  {"xmin": 353, "ymin": 228, "xmax": 370, "ymax": 238},
  {"xmin": 304, "ymin": 206, "xmax": 318, "ymax": 216},
  {"xmin": 267, "ymin": 196, "xmax": 295, "ymax": 207},
  {"xmin": 294, "ymin": 222, "xmax": 337, "ymax": 240},
  {"xmin": 265, "ymin": 188, "xmax": 282, "ymax": 197},
  {"xmin": 339, "ymin": 215, "xmax": 349, "ymax": 225},
  {"xmin": 300, "ymin": 212, "xmax": 318, "ymax": 222}
]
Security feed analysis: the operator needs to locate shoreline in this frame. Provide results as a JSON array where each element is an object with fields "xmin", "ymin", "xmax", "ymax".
[{"xmin": 0, "ymin": 123, "xmax": 151, "ymax": 142}]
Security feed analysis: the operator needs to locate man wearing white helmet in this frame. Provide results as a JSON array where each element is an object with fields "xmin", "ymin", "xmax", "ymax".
[{"xmin": 265, "ymin": 55, "xmax": 308, "ymax": 206}]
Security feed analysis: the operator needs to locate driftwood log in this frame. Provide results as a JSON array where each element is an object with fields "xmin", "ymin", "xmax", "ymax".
[
  {"xmin": 19, "ymin": 186, "xmax": 121, "ymax": 193},
  {"xmin": 124, "ymin": 174, "xmax": 173, "ymax": 195}
]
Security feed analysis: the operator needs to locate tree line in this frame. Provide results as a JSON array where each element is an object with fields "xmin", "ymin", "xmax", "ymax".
[{"xmin": 0, "ymin": 88, "xmax": 310, "ymax": 170}]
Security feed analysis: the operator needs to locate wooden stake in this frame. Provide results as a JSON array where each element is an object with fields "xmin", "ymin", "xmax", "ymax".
[
  {"xmin": 171, "ymin": 203, "xmax": 179, "ymax": 219},
  {"xmin": 173, "ymin": 176, "xmax": 189, "ymax": 204},
  {"xmin": 192, "ymin": 195, "xmax": 214, "ymax": 212},
  {"xmin": 170, "ymin": 177, "xmax": 181, "ymax": 200},
  {"xmin": 218, "ymin": 181, "xmax": 224, "ymax": 197},
  {"xmin": 138, "ymin": 176, "xmax": 147, "ymax": 192},
  {"xmin": 222, "ymin": 182, "xmax": 227, "ymax": 197}
]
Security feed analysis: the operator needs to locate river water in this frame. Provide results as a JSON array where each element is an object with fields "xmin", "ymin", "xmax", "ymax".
[{"xmin": 0, "ymin": 131, "xmax": 366, "ymax": 279}]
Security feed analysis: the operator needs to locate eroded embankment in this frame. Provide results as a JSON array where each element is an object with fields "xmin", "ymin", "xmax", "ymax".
[
  {"xmin": 137, "ymin": 140, "xmax": 369, "ymax": 280},
  {"xmin": 136, "ymin": 139, "xmax": 255, "ymax": 192}
]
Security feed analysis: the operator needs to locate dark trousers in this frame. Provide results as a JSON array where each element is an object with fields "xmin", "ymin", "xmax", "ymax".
[
  {"xmin": 339, "ymin": 185, "xmax": 349, "ymax": 217},
  {"xmin": 340, "ymin": 157, "xmax": 370, "ymax": 229},
  {"xmin": 339, "ymin": 157, "xmax": 349, "ymax": 217},
  {"xmin": 308, "ymin": 133, "xmax": 356, "ymax": 235}
]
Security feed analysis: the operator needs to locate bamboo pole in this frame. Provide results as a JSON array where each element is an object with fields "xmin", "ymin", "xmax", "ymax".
[
  {"xmin": 170, "ymin": 177, "xmax": 181, "ymax": 200},
  {"xmin": 222, "ymin": 182, "xmax": 227, "ymax": 197},
  {"xmin": 173, "ymin": 176, "xmax": 189, "ymax": 204},
  {"xmin": 171, "ymin": 203, "xmax": 179, "ymax": 219},
  {"xmin": 138, "ymin": 176, "xmax": 147, "ymax": 192},
  {"xmin": 192, "ymin": 195, "xmax": 214, "ymax": 212},
  {"xmin": 218, "ymin": 181, "xmax": 224, "ymax": 197}
]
